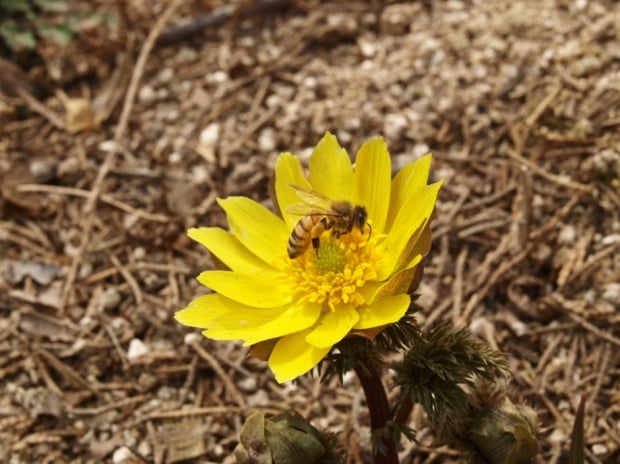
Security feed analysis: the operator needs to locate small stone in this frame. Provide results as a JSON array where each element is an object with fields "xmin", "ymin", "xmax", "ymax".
[
  {"xmin": 138, "ymin": 85, "xmax": 156, "ymax": 104},
  {"xmin": 157, "ymin": 67, "xmax": 174, "ymax": 83},
  {"xmin": 206, "ymin": 70, "xmax": 228, "ymax": 84},
  {"xmin": 98, "ymin": 140, "xmax": 116, "ymax": 152},
  {"xmin": 601, "ymin": 283, "xmax": 620, "ymax": 303},
  {"xmin": 246, "ymin": 389, "xmax": 269, "ymax": 407},
  {"xmin": 258, "ymin": 128, "xmax": 276, "ymax": 152},
  {"xmin": 136, "ymin": 440, "xmax": 151, "ymax": 458},
  {"xmin": 237, "ymin": 377, "xmax": 257, "ymax": 392},
  {"xmin": 601, "ymin": 233, "xmax": 620, "ymax": 245},
  {"xmin": 127, "ymin": 338, "xmax": 149, "ymax": 360},
  {"xmin": 30, "ymin": 157, "xmax": 57, "ymax": 183},
  {"xmin": 380, "ymin": 4, "xmax": 421, "ymax": 35},
  {"xmin": 196, "ymin": 123, "xmax": 221, "ymax": 163},
  {"xmin": 199, "ymin": 123, "xmax": 220, "ymax": 146},
  {"xmin": 184, "ymin": 333, "xmax": 201, "ymax": 345},
  {"xmin": 558, "ymin": 225, "xmax": 576, "ymax": 245},
  {"xmin": 132, "ymin": 247, "xmax": 146, "ymax": 260},
  {"xmin": 358, "ymin": 38, "xmax": 376, "ymax": 58},
  {"xmin": 192, "ymin": 165, "xmax": 209, "ymax": 184},
  {"xmin": 137, "ymin": 372, "xmax": 158, "ymax": 392},
  {"xmin": 169, "ymin": 152, "xmax": 182, "ymax": 163},
  {"xmin": 156, "ymin": 386, "xmax": 176, "ymax": 400},
  {"xmin": 164, "ymin": 108, "xmax": 180, "ymax": 122},
  {"xmin": 112, "ymin": 446, "xmax": 134, "ymax": 464},
  {"xmin": 383, "ymin": 113, "xmax": 408, "ymax": 140},
  {"xmin": 101, "ymin": 287, "xmax": 121, "ymax": 311}
]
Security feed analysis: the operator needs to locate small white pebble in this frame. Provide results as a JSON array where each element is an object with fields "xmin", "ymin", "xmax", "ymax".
[
  {"xmin": 132, "ymin": 247, "xmax": 146, "ymax": 260},
  {"xmin": 184, "ymin": 333, "xmax": 201, "ymax": 345},
  {"xmin": 592, "ymin": 444, "xmax": 608, "ymax": 455},
  {"xmin": 200, "ymin": 122, "xmax": 220, "ymax": 145},
  {"xmin": 98, "ymin": 140, "xmax": 116, "ymax": 152},
  {"xmin": 237, "ymin": 377, "xmax": 257, "ymax": 392},
  {"xmin": 192, "ymin": 165, "xmax": 209, "ymax": 184},
  {"xmin": 138, "ymin": 85, "xmax": 156, "ymax": 104},
  {"xmin": 413, "ymin": 143, "xmax": 431, "ymax": 158},
  {"xmin": 157, "ymin": 67, "xmax": 174, "ymax": 83},
  {"xmin": 101, "ymin": 288, "xmax": 121, "ymax": 311},
  {"xmin": 302, "ymin": 76, "xmax": 318, "ymax": 89},
  {"xmin": 164, "ymin": 109, "xmax": 180, "ymax": 122},
  {"xmin": 358, "ymin": 39, "xmax": 376, "ymax": 58},
  {"xmin": 112, "ymin": 446, "xmax": 134, "ymax": 464},
  {"xmin": 136, "ymin": 439, "xmax": 151, "ymax": 458},
  {"xmin": 601, "ymin": 283, "xmax": 620, "ymax": 302},
  {"xmin": 169, "ymin": 152, "xmax": 182, "ymax": 164},
  {"xmin": 246, "ymin": 389, "xmax": 269, "ymax": 407},
  {"xmin": 558, "ymin": 225, "xmax": 576, "ymax": 245},
  {"xmin": 127, "ymin": 338, "xmax": 149, "ymax": 360},
  {"xmin": 207, "ymin": 70, "xmax": 228, "ymax": 84},
  {"xmin": 258, "ymin": 128, "xmax": 276, "ymax": 152},
  {"xmin": 383, "ymin": 113, "xmax": 408, "ymax": 140},
  {"xmin": 601, "ymin": 233, "xmax": 620, "ymax": 245}
]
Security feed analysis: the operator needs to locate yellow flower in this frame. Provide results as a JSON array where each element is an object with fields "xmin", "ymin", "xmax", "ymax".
[{"xmin": 175, "ymin": 133, "xmax": 443, "ymax": 382}]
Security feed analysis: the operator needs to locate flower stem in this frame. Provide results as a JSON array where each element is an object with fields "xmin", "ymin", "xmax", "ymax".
[
  {"xmin": 394, "ymin": 395, "xmax": 413, "ymax": 426},
  {"xmin": 354, "ymin": 357, "xmax": 398, "ymax": 464}
]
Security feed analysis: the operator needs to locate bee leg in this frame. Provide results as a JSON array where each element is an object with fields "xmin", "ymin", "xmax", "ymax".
[{"xmin": 312, "ymin": 236, "xmax": 321, "ymax": 250}]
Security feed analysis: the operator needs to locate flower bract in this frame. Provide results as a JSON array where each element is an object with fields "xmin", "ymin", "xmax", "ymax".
[{"xmin": 175, "ymin": 132, "xmax": 443, "ymax": 382}]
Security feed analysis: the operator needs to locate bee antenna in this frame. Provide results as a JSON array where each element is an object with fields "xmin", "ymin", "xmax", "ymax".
[{"xmin": 367, "ymin": 222, "xmax": 372, "ymax": 238}]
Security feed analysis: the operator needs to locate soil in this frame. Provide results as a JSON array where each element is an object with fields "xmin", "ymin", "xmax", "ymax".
[{"xmin": 1, "ymin": 0, "xmax": 620, "ymax": 463}]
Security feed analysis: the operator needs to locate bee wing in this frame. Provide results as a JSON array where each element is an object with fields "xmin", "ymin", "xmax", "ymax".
[
  {"xmin": 288, "ymin": 184, "xmax": 332, "ymax": 209},
  {"xmin": 285, "ymin": 202, "xmax": 329, "ymax": 216}
]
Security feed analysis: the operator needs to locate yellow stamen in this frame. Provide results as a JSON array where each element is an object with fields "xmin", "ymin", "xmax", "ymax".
[{"xmin": 282, "ymin": 228, "xmax": 381, "ymax": 312}]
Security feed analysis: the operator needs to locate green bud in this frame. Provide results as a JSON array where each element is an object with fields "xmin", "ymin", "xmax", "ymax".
[
  {"xmin": 235, "ymin": 410, "xmax": 333, "ymax": 464},
  {"xmin": 468, "ymin": 397, "xmax": 538, "ymax": 464}
]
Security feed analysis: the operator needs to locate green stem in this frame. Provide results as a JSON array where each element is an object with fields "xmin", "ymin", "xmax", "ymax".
[{"xmin": 354, "ymin": 358, "xmax": 398, "ymax": 464}]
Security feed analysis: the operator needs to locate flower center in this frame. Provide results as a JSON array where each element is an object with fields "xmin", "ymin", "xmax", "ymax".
[{"xmin": 283, "ymin": 227, "xmax": 381, "ymax": 312}]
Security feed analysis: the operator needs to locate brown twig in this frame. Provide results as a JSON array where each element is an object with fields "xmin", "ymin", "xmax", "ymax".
[
  {"xmin": 458, "ymin": 192, "xmax": 583, "ymax": 325},
  {"xmin": 109, "ymin": 254, "xmax": 143, "ymax": 306},
  {"xmin": 156, "ymin": 0, "xmax": 293, "ymax": 46},
  {"xmin": 189, "ymin": 338, "xmax": 246, "ymax": 408},
  {"xmin": 58, "ymin": 0, "xmax": 185, "ymax": 314},
  {"xmin": 507, "ymin": 148, "xmax": 593, "ymax": 193},
  {"xmin": 16, "ymin": 184, "xmax": 171, "ymax": 222}
]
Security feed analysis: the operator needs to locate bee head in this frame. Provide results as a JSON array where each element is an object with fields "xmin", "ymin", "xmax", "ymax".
[{"xmin": 354, "ymin": 206, "xmax": 368, "ymax": 228}]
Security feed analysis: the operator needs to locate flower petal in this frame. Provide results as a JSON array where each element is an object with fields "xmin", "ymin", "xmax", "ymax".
[
  {"xmin": 308, "ymin": 132, "xmax": 354, "ymax": 200},
  {"xmin": 386, "ymin": 153, "xmax": 432, "ymax": 232},
  {"xmin": 359, "ymin": 256, "xmax": 422, "ymax": 304},
  {"xmin": 353, "ymin": 294, "xmax": 411, "ymax": 330},
  {"xmin": 218, "ymin": 196, "xmax": 289, "ymax": 265},
  {"xmin": 198, "ymin": 270, "xmax": 291, "ymax": 308},
  {"xmin": 352, "ymin": 136, "xmax": 391, "ymax": 233},
  {"xmin": 269, "ymin": 331, "xmax": 331, "ymax": 383},
  {"xmin": 188, "ymin": 227, "xmax": 274, "ymax": 273},
  {"xmin": 238, "ymin": 302, "xmax": 322, "ymax": 345},
  {"xmin": 305, "ymin": 304, "xmax": 359, "ymax": 348},
  {"xmin": 174, "ymin": 293, "xmax": 230, "ymax": 328},
  {"xmin": 274, "ymin": 152, "xmax": 312, "ymax": 229},
  {"xmin": 376, "ymin": 180, "xmax": 443, "ymax": 279},
  {"xmin": 401, "ymin": 218, "xmax": 433, "ymax": 267}
]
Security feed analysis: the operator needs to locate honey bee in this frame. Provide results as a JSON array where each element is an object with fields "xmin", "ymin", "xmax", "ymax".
[{"xmin": 285, "ymin": 185, "xmax": 369, "ymax": 259}]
